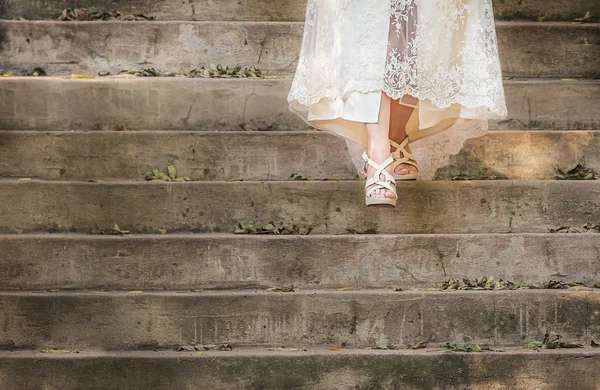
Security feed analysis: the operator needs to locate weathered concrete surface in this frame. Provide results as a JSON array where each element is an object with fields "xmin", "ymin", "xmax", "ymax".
[
  {"xmin": 0, "ymin": 21, "xmax": 304, "ymax": 75},
  {"xmin": 1, "ymin": 130, "xmax": 598, "ymax": 181},
  {"xmin": 0, "ymin": 180, "xmax": 598, "ymax": 234},
  {"xmin": 1, "ymin": 233, "xmax": 599, "ymax": 290},
  {"xmin": 0, "ymin": 290, "xmax": 598, "ymax": 349},
  {"xmin": 1, "ymin": 349, "xmax": 599, "ymax": 390},
  {"xmin": 0, "ymin": 131, "xmax": 356, "ymax": 181},
  {"xmin": 0, "ymin": 78, "xmax": 598, "ymax": 131},
  {"xmin": 0, "ymin": 21, "xmax": 598, "ymax": 78},
  {"xmin": 1, "ymin": 0, "xmax": 598, "ymax": 21},
  {"xmin": 436, "ymin": 131, "xmax": 600, "ymax": 180}
]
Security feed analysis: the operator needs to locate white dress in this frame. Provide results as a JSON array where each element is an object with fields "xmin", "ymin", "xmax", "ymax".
[{"xmin": 288, "ymin": 0, "xmax": 508, "ymax": 180}]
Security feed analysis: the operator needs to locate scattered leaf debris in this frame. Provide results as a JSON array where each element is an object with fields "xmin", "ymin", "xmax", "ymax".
[
  {"xmin": 430, "ymin": 276, "xmax": 595, "ymax": 291},
  {"xmin": 406, "ymin": 342, "xmax": 428, "ymax": 350},
  {"xmin": 176, "ymin": 343, "xmax": 230, "ymax": 352},
  {"xmin": 549, "ymin": 223, "xmax": 600, "ymax": 234},
  {"xmin": 146, "ymin": 164, "xmax": 191, "ymax": 182},
  {"xmin": 41, "ymin": 348, "xmax": 72, "ymax": 354},
  {"xmin": 267, "ymin": 286, "xmax": 295, "ymax": 293},
  {"xmin": 233, "ymin": 221, "xmax": 312, "ymax": 235},
  {"xmin": 290, "ymin": 173, "xmax": 308, "ymax": 181},
  {"xmin": 555, "ymin": 163, "xmax": 596, "ymax": 180},
  {"xmin": 106, "ymin": 224, "xmax": 130, "ymax": 235},
  {"xmin": 165, "ymin": 64, "xmax": 265, "ymax": 79},
  {"xmin": 29, "ymin": 67, "xmax": 47, "ymax": 77},
  {"xmin": 442, "ymin": 343, "xmax": 482, "ymax": 352},
  {"xmin": 573, "ymin": 12, "xmax": 598, "ymax": 23},
  {"xmin": 524, "ymin": 333, "xmax": 584, "ymax": 350},
  {"xmin": 440, "ymin": 343, "xmax": 504, "ymax": 353},
  {"xmin": 115, "ymin": 65, "xmax": 270, "ymax": 79},
  {"xmin": 450, "ymin": 167, "xmax": 505, "ymax": 181},
  {"xmin": 119, "ymin": 68, "xmax": 161, "ymax": 77},
  {"xmin": 365, "ymin": 345, "xmax": 393, "ymax": 350},
  {"xmin": 58, "ymin": 9, "xmax": 155, "ymax": 21},
  {"xmin": 71, "ymin": 74, "xmax": 96, "ymax": 79}
]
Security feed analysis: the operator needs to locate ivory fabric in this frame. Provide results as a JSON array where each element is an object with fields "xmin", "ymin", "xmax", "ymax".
[{"xmin": 288, "ymin": 0, "xmax": 508, "ymax": 179}]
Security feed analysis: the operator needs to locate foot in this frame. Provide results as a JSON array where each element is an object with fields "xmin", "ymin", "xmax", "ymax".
[
  {"xmin": 365, "ymin": 143, "xmax": 396, "ymax": 200},
  {"xmin": 389, "ymin": 137, "xmax": 419, "ymax": 178},
  {"xmin": 391, "ymin": 143, "xmax": 419, "ymax": 176}
]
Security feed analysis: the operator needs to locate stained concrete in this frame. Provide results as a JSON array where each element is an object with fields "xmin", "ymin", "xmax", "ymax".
[
  {"xmin": 0, "ymin": 130, "xmax": 598, "ymax": 180},
  {"xmin": 1, "ymin": 233, "xmax": 599, "ymax": 290},
  {"xmin": 0, "ymin": 180, "xmax": 598, "ymax": 234},
  {"xmin": 0, "ymin": 21, "xmax": 598, "ymax": 77},
  {"xmin": 1, "ymin": 349, "xmax": 599, "ymax": 390},
  {"xmin": 0, "ymin": 78, "xmax": 598, "ymax": 130},
  {"xmin": 1, "ymin": 0, "xmax": 598, "ymax": 21},
  {"xmin": 0, "ymin": 290, "xmax": 598, "ymax": 349}
]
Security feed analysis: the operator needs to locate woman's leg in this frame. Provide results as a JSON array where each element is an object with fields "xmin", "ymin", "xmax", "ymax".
[
  {"xmin": 389, "ymin": 97, "xmax": 419, "ymax": 176},
  {"xmin": 365, "ymin": 93, "xmax": 395, "ymax": 199}
]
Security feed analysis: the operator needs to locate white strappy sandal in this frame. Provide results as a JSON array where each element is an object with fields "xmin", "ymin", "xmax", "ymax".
[
  {"xmin": 390, "ymin": 137, "xmax": 419, "ymax": 181},
  {"xmin": 362, "ymin": 152, "xmax": 397, "ymax": 208}
]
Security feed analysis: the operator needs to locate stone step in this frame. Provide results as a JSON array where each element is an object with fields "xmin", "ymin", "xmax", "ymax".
[
  {"xmin": 1, "ymin": 233, "xmax": 598, "ymax": 290},
  {"xmin": 0, "ymin": 180, "xmax": 597, "ymax": 234},
  {"xmin": 0, "ymin": 21, "xmax": 598, "ymax": 78},
  {"xmin": 1, "ymin": 290, "xmax": 598, "ymax": 350},
  {"xmin": 1, "ymin": 0, "xmax": 598, "ymax": 22},
  {"xmin": 1, "ymin": 349, "xmax": 599, "ymax": 390},
  {"xmin": 0, "ymin": 130, "xmax": 597, "ymax": 181},
  {"xmin": 1, "ymin": 78, "xmax": 598, "ymax": 131}
]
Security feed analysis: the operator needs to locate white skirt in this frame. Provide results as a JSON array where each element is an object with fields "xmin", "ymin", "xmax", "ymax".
[{"xmin": 288, "ymin": 0, "xmax": 508, "ymax": 180}]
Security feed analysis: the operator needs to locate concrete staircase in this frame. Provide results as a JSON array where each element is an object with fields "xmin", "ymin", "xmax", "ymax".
[{"xmin": 1, "ymin": 1, "xmax": 599, "ymax": 389}]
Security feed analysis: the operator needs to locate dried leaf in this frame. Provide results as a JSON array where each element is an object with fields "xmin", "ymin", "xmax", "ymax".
[
  {"xmin": 105, "ymin": 224, "xmax": 130, "ymax": 235},
  {"xmin": 267, "ymin": 286, "xmax": 295, "ymax": 293},
  {"xmin": 290, "ymin": 173, "xmax": 308, "ymax": 181},
  {"xmin": 270, "ymin": 347, "xmax": 298, "ymax": 352},
  {"xmin": 442, "ymin": 343, "xmax": 482, "ymax": 352},
  {"xmin": 127, "ymin": 290, "xmax": 143, "ymax": 294},
  {"xmin": 573, "ymin": 12, "xmax": 598, "ymax": 23},
  {"xmin": 167, "ymin": 165, "xmax": 177, "ymax": 180},
  {"xmin": 30, "ymin": 67, "xmax": 47, "ymax": 77},
  {"xmin": 72, "ymin": 74, "xmax": 96, "ymax": 79},
  {"xmin": 192, "ymin": 351, "xmax": 204, "ymax": 356},
  {"xmin": 555, "ymin": 163, "xmax": 596, "ymax": 180},
  {"xmin": 41, "ymin": 348, "xmax": 71, "ymax": 354},
  {"xmin": 406, "ymin": 342, "xmax": 428, "ymax": 349},
  {"xmin": 326, "ymin": 347, "xmax": 345, "ymax": 351}
]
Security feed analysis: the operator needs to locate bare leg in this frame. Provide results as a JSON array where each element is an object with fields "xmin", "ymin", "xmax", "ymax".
[
  {"xmin": 389, "ymin": 97, "xmax": 419, "ymax": 176},
  {"xmin": 365, "ymin": 93, "xmax": 395, "ymax": 199}
]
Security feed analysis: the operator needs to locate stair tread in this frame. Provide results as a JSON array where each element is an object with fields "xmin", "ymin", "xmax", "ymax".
[{"xmin": 2, "ymin": 347, "xmax": 599, "ymax": 358}]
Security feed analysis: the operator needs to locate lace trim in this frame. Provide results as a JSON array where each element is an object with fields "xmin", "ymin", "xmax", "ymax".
[{"xmin": 288, "ymin": 0, "xmax": 507, "ymax": 118}]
